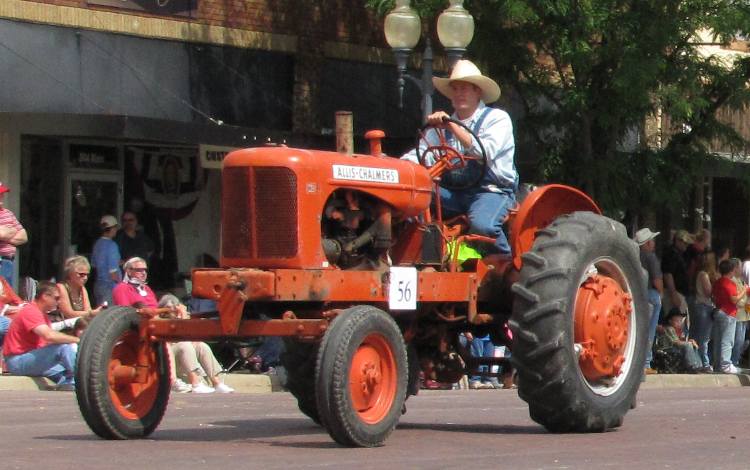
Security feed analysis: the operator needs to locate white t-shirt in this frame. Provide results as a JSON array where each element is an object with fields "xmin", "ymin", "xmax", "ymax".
[{"xmin": 742, "ymin": 260, "xmax": 750, "ymax": 285}]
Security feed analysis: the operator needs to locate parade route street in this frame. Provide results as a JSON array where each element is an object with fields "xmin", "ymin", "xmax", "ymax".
[{"xmin": 1, "ymin": 387, "xmax": 749, "ymax": 469}]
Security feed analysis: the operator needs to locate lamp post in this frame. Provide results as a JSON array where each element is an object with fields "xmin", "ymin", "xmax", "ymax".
[{"xmin": 384, "ymin": 0, "xmax": 475, "ymax": 122}]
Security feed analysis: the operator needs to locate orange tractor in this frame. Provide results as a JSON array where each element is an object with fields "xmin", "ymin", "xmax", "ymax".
[{"xmin": 75, "ymin": 121, "xmax": 648, "ymax": 447}]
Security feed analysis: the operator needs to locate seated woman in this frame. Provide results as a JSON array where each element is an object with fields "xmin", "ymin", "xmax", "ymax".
[
  {"xmin": 55, "ymin": 256, "xmax": 102, "ymax": 326},
  {"xmin": 653, "ymin": 308, "xmax": 702, "ymax": 373},
  {"xmin": 158, "ymin": 294, "xmax": 234, "ymax": 394}
]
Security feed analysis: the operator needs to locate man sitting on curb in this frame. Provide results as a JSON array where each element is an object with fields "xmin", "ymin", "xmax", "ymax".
[{"xmin": 2, "ymin": 281, "xmax": 79, "ymax": 390}]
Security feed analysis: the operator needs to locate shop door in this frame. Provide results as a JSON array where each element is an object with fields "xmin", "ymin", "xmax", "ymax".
[
  {"xmin": 67, "ymin": 175, "xmax": 122, "ymax": 259},
  {"xmin": 63, "ymin": 142, "xmax": 123, "ymax": 270}
]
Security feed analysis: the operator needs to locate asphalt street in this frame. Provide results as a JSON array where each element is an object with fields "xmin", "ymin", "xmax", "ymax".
[{"xmin": 1, "ymin": 387, "xmax": 749, "ymax": 469}]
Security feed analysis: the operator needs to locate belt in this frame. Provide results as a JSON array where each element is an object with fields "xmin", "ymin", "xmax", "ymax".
[{"xmin": 0, "ymin": 255, "xmax": 14, "ymax": 261}]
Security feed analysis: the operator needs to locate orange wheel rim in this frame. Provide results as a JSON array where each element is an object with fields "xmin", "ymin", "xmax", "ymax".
[
  {"xmin": 349, "ymin": 333, "xmax": 397, "ymax": 425},
  {"xmin": 574, "ymin": 271, "xmax": 632, "ymax": 383},
  {"xmin": 107, "ymin": 331, "xmax": 161, "ymax": 420}
]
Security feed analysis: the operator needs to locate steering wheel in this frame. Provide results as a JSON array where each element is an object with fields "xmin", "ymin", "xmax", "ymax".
[{"xmin": 416, "ymin": 117, "xmax": 488, "ymax": 191}]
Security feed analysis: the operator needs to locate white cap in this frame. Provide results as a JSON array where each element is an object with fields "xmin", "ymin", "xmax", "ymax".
[
  {"xmin": 634, "ymin": 228, "xmax": 660, "ymax": 246},
  {"xmin": 100, "ymin": 214, "xmax": 119, "ymax": 230}
]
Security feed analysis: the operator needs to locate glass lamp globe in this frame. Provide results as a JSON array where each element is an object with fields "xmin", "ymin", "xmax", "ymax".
[
  {"xmin": 384, "ymin": 0, "xmax": 421, "ymax": 50},
  {"xmin": 437, "ymin": 0, "xmax": 474, "ymax": 49}
]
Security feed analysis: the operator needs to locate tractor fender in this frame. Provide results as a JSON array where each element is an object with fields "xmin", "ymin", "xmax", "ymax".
[{"xmin": 509, "ymin": 184, "xmax": 601, "ymax": 270}]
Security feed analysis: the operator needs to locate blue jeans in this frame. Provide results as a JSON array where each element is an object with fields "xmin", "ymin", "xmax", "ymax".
[
  {"xmin": 0, "ymin": 258, "xmax": 14, "ymax": 288},
  {"xmin": 0, "ymin": 315, "xmax": 10, "ymax": 347},
  {"xmin": 439, "ymin": 187, "xmax": 515, "ymax": 254},
  {"xmin": 644, "ymin": 288, "xmax": 661, "ymax": 368},
  {"xmin": 5, "ymin": 343, "xmax": 77, "ymax": 384},
  {"xmin": 711, "ymin": 310, "xmax": 737, "ymax": 371},
  {"xmin": 732, "ymin": 320, "xmax": 748, "ymax": 366},
  {"xmin": 254, "ymin": 336, "xmax": 285, "ymax": 367},
  {"xmin": 468, "ymin": 334, "xmax": 495, "ymax": 383},
  {"xmin": 691, "ymin": 302, "xmax": 714, "ymax": 368},
  {"xmin": 0, "ymin": 317, "xmax": 10, "ymax": 348}
]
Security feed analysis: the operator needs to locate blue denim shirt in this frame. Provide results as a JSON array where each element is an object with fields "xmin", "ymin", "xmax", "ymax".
[{"xmin": 91, "ymin": 237, "xmax": 121, "ymax": 288}]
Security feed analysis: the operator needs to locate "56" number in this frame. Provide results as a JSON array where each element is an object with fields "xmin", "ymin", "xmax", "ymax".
[
  {"xmin": 396, "ymin": 280, "xmax": 412, "ymax": 302},
  {"xmin": 389, "ymin": 267, "xmax": 417, "ymax": 310}
]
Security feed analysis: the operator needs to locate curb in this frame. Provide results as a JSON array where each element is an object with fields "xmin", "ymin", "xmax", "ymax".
[
  {"xmin": 1, "ymin": 372, "xmax": 748, "ymax": 393},
  {"xmin": 640, "ymin": 372, "xmax": 750, "ymax": 389}
]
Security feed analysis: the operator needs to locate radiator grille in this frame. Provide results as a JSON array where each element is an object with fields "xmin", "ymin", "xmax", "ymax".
[
  {"xmin": 222, "ymin": 167, "xmax": 252, "ymax": 258},
  {"xmin": 222, "ymin": 166, "xmax": 297, "ymax": 260},
  {"xmin": 254, "ymin": 167, "xmax": 298, "ymax": 258}
]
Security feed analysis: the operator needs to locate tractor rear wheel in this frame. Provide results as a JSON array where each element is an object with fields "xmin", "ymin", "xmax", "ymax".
[
  {"xmin": 76, "ymin": 307, "xmax": 170, "ymax": 439},
  {"xmin": 281, "ymin": 339, "xmax": 321, "ymax": 424},
  {"xmin": 510, "ymin": 211, "xmax": 648, "ymax": 432},
  {"xmin": 315, "ymin": 305, "xmax": 407, "ymax": 447}
]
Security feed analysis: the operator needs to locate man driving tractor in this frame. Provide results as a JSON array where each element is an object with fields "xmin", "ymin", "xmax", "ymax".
[{"xmin": 402, "ymin": 59, "xmax": 518, "ymax": 255}]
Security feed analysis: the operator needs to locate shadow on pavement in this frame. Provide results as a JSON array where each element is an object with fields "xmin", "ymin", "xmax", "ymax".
[
  {"xmin": 38, "ymin": 418, "xmax": 330, "ymax": 444},
  {"xmin": 396, "ymin": 422, "xmax": 544, "ymax": 435}
]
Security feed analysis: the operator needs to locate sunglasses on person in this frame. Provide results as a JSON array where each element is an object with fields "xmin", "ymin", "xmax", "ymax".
[{"xmin": 129, "ymin": 267, "xmax": 148, "ymax": 273}]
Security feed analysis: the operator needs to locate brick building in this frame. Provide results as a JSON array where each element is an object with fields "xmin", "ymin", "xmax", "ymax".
[{"xmin": 0, "ymin": 0, "xmax": 429, "ymax": 285}]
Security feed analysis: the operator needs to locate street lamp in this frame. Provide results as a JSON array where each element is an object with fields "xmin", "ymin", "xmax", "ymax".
[{"xmin": 384, "ymin": 0, "xmax": 475, "ymax": 122}]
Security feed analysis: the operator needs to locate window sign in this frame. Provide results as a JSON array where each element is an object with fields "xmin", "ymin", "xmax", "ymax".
[
  {"xmin": 69, "ymin": 144, "xmax": 120, "ymax": 171},
  {"xmin": 199, "ymin": 144, "xmax": 238, "ymax": 170},
  {"xmin": 86, "ymin": 0, "xmax": 198, "ymax": 17}
]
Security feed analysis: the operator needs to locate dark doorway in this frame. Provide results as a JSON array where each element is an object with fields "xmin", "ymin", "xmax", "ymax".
[
  {"xmin": 19, "ymin": 136, "xmax": 64, "ymax": 280},
  {"xmin": 712, "ymin": 177, "xmax": 750, "ymax": 257}
]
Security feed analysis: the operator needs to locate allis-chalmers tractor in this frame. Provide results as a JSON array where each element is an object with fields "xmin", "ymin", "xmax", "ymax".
[{"xmin": 75, "ymin": 120, "xmax": 647, "ymax": 448}]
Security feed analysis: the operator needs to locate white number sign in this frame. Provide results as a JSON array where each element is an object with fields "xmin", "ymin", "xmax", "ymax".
[{"xmin": 388, "ymin": 267, "xmax": 417, "ymax": 310}]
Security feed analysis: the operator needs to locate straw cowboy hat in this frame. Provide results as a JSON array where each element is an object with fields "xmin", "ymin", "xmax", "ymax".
[{"xmin": 432, "ymin": 59, "xmax": 501, "ymax": 104}]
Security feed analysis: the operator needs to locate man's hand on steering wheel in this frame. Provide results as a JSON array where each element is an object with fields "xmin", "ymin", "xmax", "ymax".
[
  {"xmin": 426, "ymin": 111, "xmax": 451, "ymax": 128},
  {"xmin": 416, "ymin": 115, "xmax": 488, "ymax": 191}
]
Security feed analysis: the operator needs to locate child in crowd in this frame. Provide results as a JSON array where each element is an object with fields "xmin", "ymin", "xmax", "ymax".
[{"xmin": 653, "ymin": 308, "xmax": 702, "ymax": 373}]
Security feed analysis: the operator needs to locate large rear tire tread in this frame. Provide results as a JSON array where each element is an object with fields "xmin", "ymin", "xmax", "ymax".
[
  {"xmin": 315, "ymin": 305, "xmax": 407, "ymax": 447},
  {"xmin": 76, "ymin": 307, "xmax": 170, "ymax": 439},
  {"xmin": 280, "ymin": 339, "xmax": 321, "ymax": 425},
  {"xmin": 510, "ymin": 211, "xmax": 648, "ymax": 433}
]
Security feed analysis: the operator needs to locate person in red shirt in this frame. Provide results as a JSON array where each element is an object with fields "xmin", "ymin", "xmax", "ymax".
[
  {"xmin": 0, "ymin": 182, "xmax": 27, "ymax": 288},
  {"xmin": 2, "ymin": 281, "xmax": 79, "ymax": 390},
  {"xmin": 711, "ymin": 259, "xmax": 748, "ymax": 374},
  {"xmin": 113, "ymin": 257, "xmax": 158, "ymax": 308}
]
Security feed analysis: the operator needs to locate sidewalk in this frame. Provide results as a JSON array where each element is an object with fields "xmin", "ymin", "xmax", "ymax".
[
  {"xmin": 0, "ymin": 372, "xmax": 284, "ymax": 393},
  {"xmin": 0, "ymin": 371, "xmax": 748, "ymax": 393}
]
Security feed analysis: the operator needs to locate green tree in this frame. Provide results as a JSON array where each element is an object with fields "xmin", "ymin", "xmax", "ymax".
[{"xmin": 368, "ymin": 1, "xmax": 750, "ymax": 219}]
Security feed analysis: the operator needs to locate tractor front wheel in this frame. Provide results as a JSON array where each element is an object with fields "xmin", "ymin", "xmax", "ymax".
[
  {"xmin": 315, "ymin": 305, "xmax": 407, "ymax": 447},
  {"xmin": 510, "ymin": 211, "xmax": 648, "ymax": 432},
  {"xmin": 281, "ymin": 339, "xmax": 321, "ymax": 424},
  {"xmin": 76, "ymin": 307, "xmax": 170, "ymax": 439}
]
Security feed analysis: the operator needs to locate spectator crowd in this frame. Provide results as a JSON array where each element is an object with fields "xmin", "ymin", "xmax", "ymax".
[
  {"xmin": 0, "ymin": 206, "xmax": 239, "ymax": 394},
  {"xmin": 637, "ymin": 227, "xmax": 750, "ymax": 375}
]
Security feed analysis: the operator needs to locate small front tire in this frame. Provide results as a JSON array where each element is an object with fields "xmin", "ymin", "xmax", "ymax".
[
  {"xmin": 76, "ymin": 307, "xmax": 170, "ymax": 439},
  {"xmin": 315, "ymin": 305, "xmax": 407, "ymax": 447}
]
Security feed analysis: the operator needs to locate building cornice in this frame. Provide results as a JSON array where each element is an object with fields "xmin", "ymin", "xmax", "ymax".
[{"xmin": 0, "ymin": 0, "xmax": 297, "ymax": 53}]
